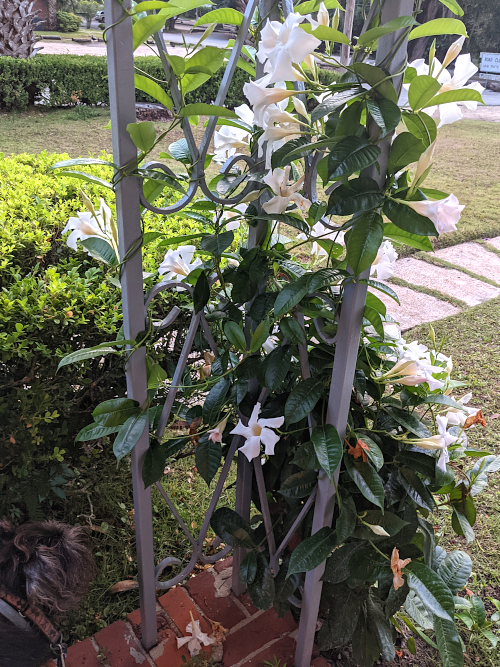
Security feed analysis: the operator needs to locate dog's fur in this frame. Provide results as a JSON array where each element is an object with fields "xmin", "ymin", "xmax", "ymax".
[{"xmin": 0, "ymin": 520, "xmax": 95, "ymax": 667}]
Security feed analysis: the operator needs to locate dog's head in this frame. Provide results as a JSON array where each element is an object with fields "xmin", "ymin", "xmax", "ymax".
[{"xmin": 0, "ymin": 520, "xmax": 95, "ymax": 615}]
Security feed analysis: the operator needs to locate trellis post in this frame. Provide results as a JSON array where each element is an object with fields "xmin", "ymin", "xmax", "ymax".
[
  {"xmin": 104, "ymin": 0, "xmax": 158, "ymax": 649},
  {"xmin": 294, "ymin": 2, "xmax": 415, "ymax": 664}
]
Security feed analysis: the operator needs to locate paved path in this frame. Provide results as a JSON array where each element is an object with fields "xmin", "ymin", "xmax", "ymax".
[{"xmin": 373, "ymin": 237, "xmax": 500, "ymax": 331}]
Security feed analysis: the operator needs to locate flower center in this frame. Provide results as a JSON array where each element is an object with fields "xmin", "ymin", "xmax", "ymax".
[{"xmin": 252, "ymin": 424, "xmax": 262, "ymax": 437}]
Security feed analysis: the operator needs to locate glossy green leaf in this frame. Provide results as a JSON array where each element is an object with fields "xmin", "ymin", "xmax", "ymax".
[
  {"xmin": 76, "ymin": 422, "xmax": 121, "ymax": 442},
  {"xmin": 335, "ymin": 493, "xmax": 357, "ymax": 543},
  {"xmin": 349, "ymin": 545, "xmax": 391, "ymax": 581},
  {"xmin": 142, "ymin": 440, "xmax": 167, "ymax": 488},
  {"xmin": 400, "ymin": 467, "xmax": 436, "ymax": 511},
  {"xmin": 134, "ymin": 74, "xmax": 172, "ymax": 110},
  {"xmin": 80, "ymin": 238, "xmax": 118, "ymax": 266},
  {"xmin": 382, "ymin": 221, "xmax": 434, "ymax": 250},
  {"xmin": 274, "ymin": 274, "xmax": 311, "ymax": 318},
  {"xmin": 224, "ymin": 321, "xmax": 246, "ymax": 351},
  {"xmin": 250, "ymin": 318, "xmax": 270, "ymax": 353},
  {"xmin": 327, "ymin": 136, "xmax": 381, "ymax": 179},
  {"xmin": 179, "ymin": 103, "xmax": 237, "ymax": 118},
  {"xmin": 322, "ymin": 543, "xmax": 364, "ymax": 584},
  {"xmin": 93, "ymin": 398, "xmax": 140, "ymax": 427},
  {"xmin": 301, "ymin": 23, "xmax": 350, "ymax": 42},
  {"xmin": 201, "ymin": 230, "xmax": 234, "ymax": 255},
  {"xmin": 402, "ymin": 110, "xmax": 437, "ymax": 147},
  {"xmin": 311, "ymin": 87, "xmax": 363, "ymax": 122},
  {"xmin": 365, "ymin": 291, "xmax": 387, "ymax": 317},
  {"xmin": 364, "ymin": 305, "xmax": 384, "ymax": 337},
  {"xmin": 422, "ymin": 88, "xmax": 484, "ymax": 109},
  {"xmin": 367, "ymin": 597, "xmax": 395, "ymax": 662},
  {"xmin": 408, "ymin": 75, "xmax": 442, "ymax": 111},
  {"xmin": 263, "ymin": 345, "xmax": 292, "ymax": 392},
  {"xmin": 127, "ymin": 121, "xmax": 156, "ymax": 152},
  {"xmin": 346, "ymin": 211, "xmax": 384, "ymax": 275},
  {"xmin": 285, "ymin": 378, "xmax": 324, "ymax": 425},
  {"xmin": 311, "ymin": 425, "xmax": 342, "ymax": 482},
  {"xmin": 192, "ymin": 271, "xmax": 209, "ymax": 314},
  {"xmin": 239, "ymin": 550, "xmax": 257, "ymax": 584},
  {"xmin": 364, "ymin": 279, "xmax": 400, "ymax": 304},
  {"xmin": 202, "ymin": 378, "xmax": 230, "ymax": 424},
  {"xmin": 366, "ymin": 97, "xmax": 402, "ymax": 136},
  {"xmin": 383, "ymin": 198, "xmax": 438, "ymax": 236},
  {"xmin": 291, "ymin": 440, "xmax": 320, "ymax": 470},
  {"xmin": 434, "ymin": 616, "xmax": 464, "ymax": 667},
  {"xmin": 280, "ymin": 317, "xmax": 305, "ymax": 345},
  {"xmin": 278, "ymin": 469, "xmax": 318, "ymax": 499},
  {"xmin": 327, "ymin": 176, "xmax": 384, "ymax": 216},
  {"xmin": 388, "ymin": 132, "xmax": 425, "ymax": 172},
  {"xmin": 406, "ymin": 561, "xmax": 455, "ymax": 620},
  {"xmin": 194, "ymin": 8, "xmax": 243, "ymax": 25},
  {"xmin": 438, "ymin": 0, "xmax": 464, "ymax": 15},
  {"xmin": 287, "ymin": 527, "xmax": 337, "ymax": 577},
  {"xmin": 113, "ymin": 412, "xmax": 149, "ymax": 462},
  {"xmin": 295, "ymin": 0, "xmax": 343, "ymax": 14},
  {"xmin": 57, "ymin": 345, "xmax": 117, "ymax": 370},
  {"xmin": 270, "ymin": 137, "xmax": 311, "ymax": 170},
  {"xmin": 438, "ymin": 551, "xmax": 472, "ymax": 595},
  {"xmin": 357, "ymin": 15, "xmax": 417, "ymax": 46},
  {"xmin": 247, "ymin": 552, "xmax": 275, "ymax": 610},
  {"xmin": 195, "ymin": 436, "xmax": 222, "ymax": 486},
  {"xmin": 344, "ymin": 457, "xmax": 385, "ymax": 510},
  {"xmin": 53, "ymin": 170, "xmax": 113, "ymax": 189},
  {"xmin": 318, "ymin": 583, "xmax": 365, "ymax": 649},
  {"xmin": 408, "ymin": 18, "xmax": 467, "ymax": 41},
  {"xmin": 236, "ymin": 57, "xmax": 256, "ymax": 76},
  {"xmin": 132, "ymin": 12, "xmax": 168, "ymax": 51},
  {"xmin": 210, "ymin": 507, "xmax": 254, "ymax": 548},
  {"xmin": 388, "ymin": 406, "xmax": 431, "ymax": 437}
]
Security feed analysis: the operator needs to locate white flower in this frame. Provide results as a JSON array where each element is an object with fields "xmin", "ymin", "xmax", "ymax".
[
  {"xmin": 256, "ymin": 13, "xmax": 321, "ymax": 83},
  {"xmin": 243, "ymin": 77, "xmax": 299, "ymax": 127},
  {"xmin": 370, "ymin": 240, "xmax": 398, "ymax": 280},
  {"xmin": 158, "ymin": 245, "xmax": 203, "ymax": 283},
  {"xmin": 230, "ymin": 402, "xmax": 284, "ymax": 461},
  {"xmin": 381, "ymin": 340, "xmax": 449, "ymax": 391},
  {"xmin": 62, "ymin": 198, "xmax": 118, "ymax": 255},
  {"xmin": 221, "ymin": 203, "xmax": 247, "ymax": 231},
  {"xmin": 367, "ymin": 524, "xmax": 391, "ymax": 537},
  {"xmin": 177, "ymin": 619, "xmax": 214, "ymax": 657},
  {"xmin": 213, "ymin": 104, "xmax": 254, "ymax": 160},
  {"xmin": 208, "ymin": 416, "xmax": 229, "ymax": 443},
  {"xmin": 262, "ymin": 166, "xmax": 311, "ymax": 215},
  {"xmin": 436, "ymin": 414, "xmax": 459, "ymax": 472},
  {"xmin": 446, "ymin": 393, "xmax": 480, "ymax": 427},
  {"xmin": 297, "ymin": 221, "xmax": 344, "ymax": 256},
  {"xmin": 315, "ymin": 2, "xmax": 329, "ymax": 27},
  {"xmin": 262, "ymin": 336, "xmax": 278, "ymax": 353},
  {"xmin": 405, "ymin": 194, "xmax": 465, "ymax": 234}
]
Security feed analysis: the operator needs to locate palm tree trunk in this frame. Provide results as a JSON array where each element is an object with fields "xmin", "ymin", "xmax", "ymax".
[{"xmin": 47, "ymin": 0, "xmax": 57, "ymax": 31}]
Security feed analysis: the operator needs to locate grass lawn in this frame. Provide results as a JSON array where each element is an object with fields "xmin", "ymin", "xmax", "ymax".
[{"xmin": 36, "ymin": 29, "xmax": 103, "ymax": 40}]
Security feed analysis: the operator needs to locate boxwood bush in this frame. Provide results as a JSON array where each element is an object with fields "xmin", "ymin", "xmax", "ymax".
[
  {"xmin": 0, "ymin": 152, "xmax": 200, "ymax": 518},
  {"xmin": 0, "ymin": 54, "xmax": 340, "ymax": 111}
]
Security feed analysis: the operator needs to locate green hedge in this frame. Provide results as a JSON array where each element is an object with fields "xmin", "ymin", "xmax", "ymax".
[
  {"xmin": 0, "ymin": 152, "xmax": 202, "ymax": 519},
  {"xmin": 0, "ymin": 54, "xmax": 340, "ymax": 111}
]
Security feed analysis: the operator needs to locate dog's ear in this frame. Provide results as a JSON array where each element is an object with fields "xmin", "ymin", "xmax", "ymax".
[
  {"xmin": 0, "ymin": 520, "xmax": 26, "ymax": 599},
  {"xmin": 13, "ymin": 521, "xmax": 96, "ymax": 614}
]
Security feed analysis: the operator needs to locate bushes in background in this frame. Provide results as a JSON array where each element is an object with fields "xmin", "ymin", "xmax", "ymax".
[
  {"xmin": 57, "ymin": 11, "xmax": 81, "ymax": 32},
  {"xmin": 0, "ymin": 54, "xmax": 341, "ymax": 111}
]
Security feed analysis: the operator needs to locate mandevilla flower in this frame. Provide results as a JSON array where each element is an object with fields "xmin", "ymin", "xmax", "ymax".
[
  {"xmin": 214, "ymin": 104, "xmax": 254, "ymax": 160},
  {"xmin": 177, "ymin": 616, "xmax": 214, "ymax": 657},
  {"xmin": 405, "ymin": 194, "xmax": 465, "ymax": 235},
  {"xmin": 221, "ymin": 203, "xmax": 247, "ymax": 231},
  {"xmin": 62, "ymin": 197, "xmax": 118, "ymax": 256},
  {"xmin": 208, "ymin": 416, "xmax": 229, "ymax": 443},
  {"xmin": 262, "ymin": 166, "xmax": 311, "ymax": 215},
  {"xmin": 297, "ymin": 221, "xmax": 344, "ymax": 257},
  {"xmin": 230, "ymin": 402, "xmax": 284, "ymax": 461},
  {"xmin": 158, "ymin": 245, "xmax": 203, "ymax": 283},
  {"xmin": 243, "ymin": 78, "xmax": 299, "ymax": 127},
  {"xmin": 370, "ymin": 240, "xmax": 398, "ymax": 280}
]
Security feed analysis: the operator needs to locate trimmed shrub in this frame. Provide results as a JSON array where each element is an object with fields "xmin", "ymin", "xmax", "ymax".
[
  {"xmin": 57, "ymin": 11, "xmax": 81, "ymax": 32},
  {"xmin": 0, "ymin": 152, "xmax": 202, "ymax": 519},
  {"xmin": 0, "ymin": 54, "xmax": 341, "ymax": 111}
]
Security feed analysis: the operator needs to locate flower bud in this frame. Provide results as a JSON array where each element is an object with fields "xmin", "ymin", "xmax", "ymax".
[
  {"xmin": 303, "ymin": 53, "xmax": 316, "ymax": 74},
  {"xmin": 414, "ymin": 141, "xmax": 436, "ymax": 183},
  {"xmin": 331, "ymin": 8, "xmax": 340, "ymax": 31},
  {"xmin": 293, "ymin": 97, "xmax": 309, "ymax": 119},
  {"xmin": 317, "ymin": 2, "xmax": 329, "ymax": 27},
  {"xmin": 442, "ymin": 35, "xmax": 466, "ymax": 69}
]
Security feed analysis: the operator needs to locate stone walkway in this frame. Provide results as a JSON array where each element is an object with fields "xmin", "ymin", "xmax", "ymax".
[
  {"xmin": 373, "ymin": 237, "xmax": 500, "ymax": 331},
  {"xmin": 44, "ymin": 557, "xmax": 327, "ymax": 667}
]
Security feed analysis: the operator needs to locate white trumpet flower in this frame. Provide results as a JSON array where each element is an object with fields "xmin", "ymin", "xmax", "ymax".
[
  {"xmin": 158, "ymin": 245, "xmax": 203, "ymax": 286},
  {"xmin": 370, "ymin": 241, "xmax": 398, "ymax": 280},
  {"xmin": 62, "ymin": 198, "xmax": 118, "ymax": 256},
  {"xmin": 262, "ymin": 166, "xmax": 311, "ymax": 215},
  {"xmin": 405, "ymin": 194, "xmax": 465, "ymax": 235}
]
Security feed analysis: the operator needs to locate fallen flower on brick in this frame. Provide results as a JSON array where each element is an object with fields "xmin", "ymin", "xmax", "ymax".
[{"xmin": 177, "ymin": 611, "xmax": 215, "ymax": 656}]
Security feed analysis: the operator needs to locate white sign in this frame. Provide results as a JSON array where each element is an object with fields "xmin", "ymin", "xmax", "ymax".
[{"xmin": 480, "ymin": 52, "xmax": 500, "ymax": 74}]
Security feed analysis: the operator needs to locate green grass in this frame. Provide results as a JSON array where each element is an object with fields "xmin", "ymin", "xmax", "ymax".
[{"xmin": 36, "ymin": 29, "xmax": 103, "ymax": 39}]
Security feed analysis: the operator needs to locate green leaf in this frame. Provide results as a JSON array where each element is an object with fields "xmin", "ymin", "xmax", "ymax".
[
  {"xmin": 278, "ymin": 469, "xmax": 317, "ymax": 499},
  {"xmin": 384, "ymin": 198, "xmax": 438, "ymax": 236},
  {"xmin": 247, "ymin": 552, "xmax": 275, "ymax": 610},
  {"xmin": 280, "ymin": 317, "xmax": 306, "ymax": 345},
  {"xmin": 113, "ymin": 412, "xmax": 149, "ymax": 462},
  {"xmin": 406, "ymin": 561, "xmax": 455, "ymax": 621},
  {"xmin": 211, "ymin": 507, "xmax": 254, "ymax": 548},
  {"xmin": 262, "ymin": 345, "xmax": 292, "ymax": 392},
  {"xmin": 318, "ymin": 583, "xmax": 365, "ymax": 649},
  {"xmin": 127, "ymin": 121, "xmax": 156, "ymax": 152},
  {"xmin": 408, "ymin": 75, "xmax": 442, "ymax": 111},
  {"xmin": 202, "ymin": 378, "xmax": 230, "ymax": 424},
  {"xmin": 158, "ymin": 233, "xmax": 205, "ymax": 248},
  {"xmin": 52, "ymin": 157, "xmax": 117, "ymax": 170},
  {"xmin": 193, "ymin": 271, "xmax": 210, "ymax": 314},
  {"xmin": 349, "ymin": 545, "xmax": 391, "ymax": 581},
  {"xmin": 57, "ymin": 345, "xmax": 117, "ymax": 370},
  {"xmin": 434, "ymin": 616, "xmax": 464, "ymax": 667},
  {"xmin": 93, "ymin": 398, "xmax": 140, "ymax": 427},
  {"xmin": 388, "ymin": 406, "xmax": 431, "ymax": 437},
  {"xmin": 438, "ymin": 551, "xmax": 472, "ymax": 594},
  {"xmin": 400, "ymin": 468, "xmax": 436, "ymax": 511},
  {"xmin": 407, "ymin": 636, "xmax": 417, "ymax": 655},
  {"xmin": 236, "ymin": 57, "xmax": 256, "ymax": 76},
  {"xmin": 301, "ymin": 23, "xmax": 350, "ymax": 43},
  {"xmin": 422, "ymin": 88, "xmax": 484, "ymax": 108},
  {"xmin": 346, "ymin": 210, "xmax": 384, "ymax": 276},
  {"xmin": 53, "ymin": 170, "xmax": 113, "ymax": 189},
  {"xmin": 480, "ymin": 628, "xmax": 498, "ymax": 648},
  {"xmin": 408, "ymin": 18, "xmax": 467, "ymax": 41},
  {"xmin": 295, "ymin": 0, "xmax": 343, "ymax": 14},
  {"xmin": 142, "ymin": 440, "xmax": 167, "ymax": 488},
  {"xmin": 335, "ymin": 493, "xmax": 357, "ymax": 543},
  {"xmin": 364, "ymin": 305, "xmax": 384, "ymax": 337},
  {"xmin": 383, "ymin": 221, "xmax": 434, "ymax": 250},
  {"xmin": 239, "ymin": 551, "xmax": 257, "ymax": 584},
  {"xmin": 224, "ymin": 321, "xmax": 246, "ymax": 352},
  {"xmin": 250, "ymin": 318, "xmax": 270, "ymax": 353},
  {"xmin": 201, "ymin": 230, "xmax": 234, "ymax": 255},
  {"xmin": 285, "ymin": 378, "xmax": 324, "ymax": 425},
  {"xmin": 311, "ymin": 87, "xmax": 363, "ymax": 123},
  {"xmin": 365, "ymin": 292, "xmax": 387, "ymax": 317},
  {"xmin": 271, "ymin": 137, "xmax": 311, "ymax": 170},
  {"xmin": 344, "ymin": 457, "xmax": 385, "ymax": 510},
  {"xmin": 322, "ymin": 543, "xmax": 364, "ymax": 584},
  {"xmin": 76, "ymin": 422, "xmax": 121, "ymax": 442},
  {"xmin": 438, "ymin": 0, "xmax": 464, "ymax": 16},
  {"xmin": 347, "ymin": 62, "xmax": 398, "ymax": 103},
  {"xmin": 274, "ymin": 274, "xmax": 310, "ymax": 318},
  {"xmin": 452, "ymin": 508, "xmax": 475, "ymax": 543},
  {"xmin": 327, "ymin": 177, "xmax": 384, "ymax": 216},
  {"xmin": 132, "ymin": 13, "xmax": 168, "ymax": 51},
  {"xmin": 182, "ymin": 46, "xmax": 225, "ymax": 93},
  {"xmin": 134, "ymin": 74, "xmax": 172, "ymax": 110},
  {"xmin": 327, "ymin": 136, "xmax": 381, "ymax": 179},
  {"xmin": 363, "ymin": 510, "xmax": 408, "ymax": 537},
  {"xmin": 291, "ymin": 441, "xmax": 320, "ymax": 470},
  {"xmin": 364, "ymin": 279, "xmax": 400, "ymax": 304},
  {"xmin": 366, "ymin": 97, "xmax": 402, "ymax": 137},
  {"xmin": 179, "ymin": 103, "xmax": 237, "ymax": 118},
  {"xmin": 402, "ymin": 111, "xmax": 437, "ymax": 147},
  {"xmin": 194, "ymin": 8, "xmax": 243, "ymax": 25},
  {"xmin": 195, "ymin": 436, "xmax": 222, "ymax": 486},
  {"xmin": 80, "ymin": 238, "xmax": 118, "ymax": 266},
  {"xmin": 367, "ymin": 597, "xmax": 396, "ymax": 662},
  {"xmin": 287, "ymin": 527, "xmax": 337, "ymax": 577},
  {"xmin": 357, "ymin": 15, "xmax": 417, "ymax": 46},
  {"xmin": 388, "ymin": 132, "xmax": 425, "ymax": 172},
  {"xmin": 311, "ymin": 425, "xmax": 342, "ymax": 482}
]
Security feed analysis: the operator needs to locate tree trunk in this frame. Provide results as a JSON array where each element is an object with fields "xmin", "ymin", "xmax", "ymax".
[
  {"xmin": 86, "ymin": 16, "xmax": 91, "ymax": 29},
  {"xmin": 408, "ymin": 0, "xmax": 445, "ymax": 61},
  {"xmin": 0, "ymin": 0, "xmax": 40, "ymax": 58},
  {"xmin": 340, "ymin": 0, "xmax": 355, "ymax": 65},
  {"xmin": 47, "ymin": 0, "xmax": 57, "ymax": 31}
]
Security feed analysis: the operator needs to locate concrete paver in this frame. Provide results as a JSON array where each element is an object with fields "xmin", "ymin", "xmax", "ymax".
[
  {"xmin": 434, "ymin": 242, "xmax": 500, "ymax": 285},
  {"xmin": 393, "ymin": 257, "xmax": 500, "ymax": 307},
  {"xmin": 484, "ymin": 236, "xmax": 500, "ymax": 252}
]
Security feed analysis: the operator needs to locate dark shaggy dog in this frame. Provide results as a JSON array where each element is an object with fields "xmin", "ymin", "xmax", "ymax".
[{"xmin": 0, "ymin": 520, "xmax": 95, "ymax": 667}]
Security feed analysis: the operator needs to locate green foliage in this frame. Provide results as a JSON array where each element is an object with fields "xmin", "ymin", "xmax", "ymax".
[{"xmin": 56, "ymin": 10, "xmax": 81, "ymax": 32}]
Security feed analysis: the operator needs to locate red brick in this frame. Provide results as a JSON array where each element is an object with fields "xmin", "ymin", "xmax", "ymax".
[
  {"xmin": 240, "ymin": 634, "xmax": 296, "ymax": 667},
  {"xmin": 185, "ymin": 571, "xmax": 246, "ymax": 630},
  {"xmin": 94, "ymin": 620, "xmax": 148, "ymax": 667},
  {"xmin": 66, "ymin": 639, "xmax": 100, "ymax": 667},
  {"xmin": 214, "ymin": 556, "xmax": 233, "ymax": 573},
  {"xmin": 223, "ymin": 609, "xmax": 297, "ymax": 667},
  {"xmin": 149, "ymin": 628, "xmax": 191, "ymax": 667},
  {"xmin": 311, "ymin": 657, "xmax": 330, "ymax": 667},
  {"xmin": 127, "ymin": 608, "xmax": 171, "ymax": 643},
  {"xmin": 159, "ymin": 586, "xmax": 211, "ymax": 636},
  {"xmin": 238, "ymin": 591, "xmax": 259, "ymax": 616}
]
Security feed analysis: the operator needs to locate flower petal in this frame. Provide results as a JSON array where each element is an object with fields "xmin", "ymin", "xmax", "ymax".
[
  {"xmin": 260, "ymin": 427, "xmax": 280, "ymax": 456},
  {"xmin": 239, "ymin": 436, "xmax": 262, "ymax": 461}
]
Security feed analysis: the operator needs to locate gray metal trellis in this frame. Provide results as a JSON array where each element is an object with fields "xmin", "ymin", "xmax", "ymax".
[{"xmin": 103, "ymin": 0, "xmax": 414, "ymax": 663}]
